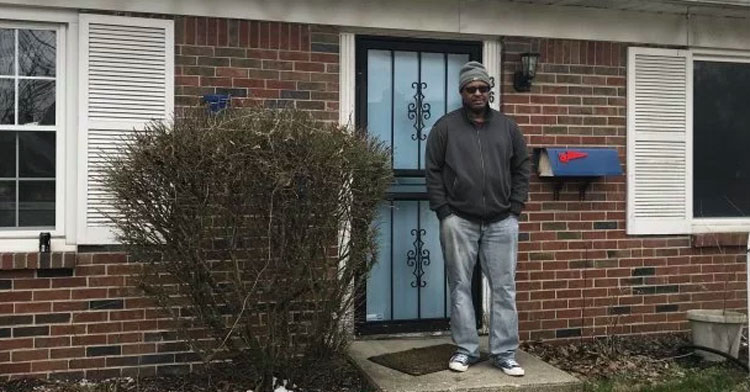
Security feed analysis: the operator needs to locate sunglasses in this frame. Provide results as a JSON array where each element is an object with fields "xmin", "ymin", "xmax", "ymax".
[{"xmin": 463, "ymin": 86, "xmax": 490, "ymax": 94}]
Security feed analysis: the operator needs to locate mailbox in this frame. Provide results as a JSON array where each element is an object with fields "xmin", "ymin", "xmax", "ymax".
[
  {"xmin": 203, "ymin": 94, "xmax": 230, "ymax": 113},
  {"xmin": 535, "ymin": 147, "xmax": 623, "ymax": 200}
]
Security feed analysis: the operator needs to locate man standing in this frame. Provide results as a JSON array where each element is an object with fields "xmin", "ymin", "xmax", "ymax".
[{"xmin": 425, "ymin": 61, "xmax": 530, "ymax": 376}]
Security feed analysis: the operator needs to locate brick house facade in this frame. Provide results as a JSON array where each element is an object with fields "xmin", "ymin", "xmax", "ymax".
[{"xmin": 1, "ymin": 0, "xmax": 749, "ymax": 380}]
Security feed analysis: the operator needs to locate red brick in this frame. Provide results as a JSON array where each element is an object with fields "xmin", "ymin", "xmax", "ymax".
[
  {"xmin": 259, "ymin": 21, "xmax": 269, "ymax": 49},
  {"xmin": 88, "ymin": 322, "xmax": 123, "ymax": 334},
  {"xmin": 51, "ymin": 278, "xmax": 86, "ymax": 288},
  {"xmin": 249, "ymin": 21, "xmax": 260, "ymax": 48},
  {"xmin": 300, "ymin": 26, "xmax": 310, "ymax": 50},
  {"xmin": 207, "ymin": 18, "xmax": 218, "ymax": 46},
  {"xmin": 279, "ymin": 23, "xmax": 290, "ymax": 50},
  {"xmin": 184, "ymin": 17, "xmax": 196, "ymax": 46},
  {"xmin": 50, "ymin": 347, "xmax": 85, "ymax": 359},
  {"xmin": 0, "ymin": 291, "xmax": 31, "ymax": 302},
  {"xmin": 31, "ymin": 360, "xmax": 68, "ymax": 372},
  {"xmin": 0, "ymin": 338, "xmax": 33, "ymax": 351},
  {"xmin": 72, "ymin": 335, "xmax": 107, "ymax": 346},
  {"xmin": 70, "ymin": 358, "xmax": 103, "ymax": 370},
  {"xmin": 15, "ymin": 302, "xmax": 51, "ymax": 314},
  {"xmin": 217, "ymin": 19, "xmax": 228, "ymax": 47},
  {"xmin": 12, "ymin": 349, "xmax": 49, "ymax": 362},
  {"xmin": 32, "ymin": 290, "xmax": 70, "ymax": 301},
  {"xmin": 35, "ymin": 336, "xmax": 70, "ymax": 348},
  {"xmin": 14, "ymin": 279, "xmax": 51, "ymax": 289},
  {"xmin": 249, "ymin": 89, "xmax": 280, "ymax": 99},
  {"xmin": 0, "ymin": 363, "xmax": 31, "ymax": 375},
  {"xmin": 269, "ymin": 22, "xmax": 279, "ymax": 49},
  {"xmin": 176, "ymin": 76, "xmax": 200, "ymax": 87},
  {"xmin": 92, "ymin": 253, "xmax": 127, "ymax": 264},
  {"xmin": 88, "ymin": 277, "xmax": 124, "ymax": 287}
]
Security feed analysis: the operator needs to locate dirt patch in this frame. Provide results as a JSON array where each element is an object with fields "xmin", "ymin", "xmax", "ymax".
[
  {"xmin": 521, "ymin": 333, "xmax": 737, "ymax": 384},
  {"xmin": 0, "ymin": 354, "xmax": 375, "ymax": 392}
]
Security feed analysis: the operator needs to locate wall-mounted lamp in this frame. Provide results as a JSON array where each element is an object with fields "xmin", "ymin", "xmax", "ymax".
[{"xmin": 513, "ymin": 52, "xmax": 540, "ymax": 92}]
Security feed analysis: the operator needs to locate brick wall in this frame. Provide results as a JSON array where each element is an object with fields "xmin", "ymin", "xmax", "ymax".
[
  {"xmin": 174, "ymin": 16, "xmax": 339, "ymax": 119},
  {"xmin": 502, "ymin": 37, "xmax": 747, "ymax": 341},
  {"xmin": 0, "ymin": 16, "xmax": 339, "ymax": 381},
  {"xmin": 0, "ymin": 252, "xmax": 191, "ymax": 380}
]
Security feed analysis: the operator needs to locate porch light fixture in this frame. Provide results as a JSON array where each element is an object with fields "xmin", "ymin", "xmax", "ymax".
[{"xmin": 513, "ymin": 52, "xmax": 540, "ymax": 92}]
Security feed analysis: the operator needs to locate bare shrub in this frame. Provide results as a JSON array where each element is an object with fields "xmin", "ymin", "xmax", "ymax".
[{"xmin": 105, "ymin": 107, "xmax": 391, "ymax": 389}]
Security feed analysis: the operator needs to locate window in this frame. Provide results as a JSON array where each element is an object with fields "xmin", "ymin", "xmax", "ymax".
[
  {"xmin": 693, "ymin": 60, "xmax": 750, "ymax": 219},
  {"xmin": 0, "ymin": 27, "xmax": 58, "ymax": 229},
  {"xmin": 628, "ymin": 47, "xmax": 750, "ymax": 235}
]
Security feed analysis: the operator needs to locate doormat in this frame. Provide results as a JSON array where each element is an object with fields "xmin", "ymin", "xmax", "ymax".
[{"xmin": 367, "ymin": 343, "xmax": 488, "ymax": 376}]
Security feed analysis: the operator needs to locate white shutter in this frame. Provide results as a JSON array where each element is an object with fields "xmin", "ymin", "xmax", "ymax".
[
  {"xmin": 627, "ymin": 47, "xmax": 692, "ymax": 235},
  {"xmin": 78, "ymin": 15, "xmax": 174, "ymax": 244}
]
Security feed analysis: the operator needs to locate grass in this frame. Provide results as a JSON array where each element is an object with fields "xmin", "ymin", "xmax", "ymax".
[{"xmin": 582, "ymin": 364, "xmax": 749, "ymax": 392}]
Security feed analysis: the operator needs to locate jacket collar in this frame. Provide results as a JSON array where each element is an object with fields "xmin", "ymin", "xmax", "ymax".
[{"xmin": 461, "ymin": 105, "xmax": 494, "ymax": 125}]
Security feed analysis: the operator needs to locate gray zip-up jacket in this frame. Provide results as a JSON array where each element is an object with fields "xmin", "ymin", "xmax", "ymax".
[{"xmin": 425, "ymin": 107, "xmax": 530, "ymax": 223}]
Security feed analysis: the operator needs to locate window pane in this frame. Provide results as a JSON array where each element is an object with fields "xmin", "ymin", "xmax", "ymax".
[
  {"xmin": 19, "ymin": 30, "xmax": 55, "ymax": 77},
  {"xmin": 0, "ymin": 181, "xmax": 15, "ymax": 227},
  {"xmin": 0, "ymin": 29, "xmax": 13, "ymax": 76},
  {"xmin": 18, "ymin": 79, "xmax": 55, "ymax": 125},
  {"xmin": 694, "ymin": 61, "xmax": 750, "ymax": 218},
  {"xmin": 0, "ymin": 79, "xmax": 13, "ymax": 124},
  {"xmin": 19, "ymin": 180, "xmax": 54, "ymax": 226},
  {"xmin": 0, "ymin": 132, "xmax": 15, "ymax": 177},
  {"xmin": 19, "ymin": 132, "xmax": 55, "ymax": 177}
]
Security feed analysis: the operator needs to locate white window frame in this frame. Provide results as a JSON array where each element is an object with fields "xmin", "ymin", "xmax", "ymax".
[
  {"xmin": 0, "ymin": 6, "xmax": 78, "ymax": 252},
  {"xmin": 690, "ymin": 49, "xmax": 750, "ymax": 234}
]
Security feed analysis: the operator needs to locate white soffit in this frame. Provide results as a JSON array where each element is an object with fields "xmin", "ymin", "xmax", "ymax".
[
  {"xmin": 507, "ymin": 0, "xmax": 750, "ymax": 18},
  {"xmin": 2, "ymin": 0, "xmax": 750, "ymax": 48}
]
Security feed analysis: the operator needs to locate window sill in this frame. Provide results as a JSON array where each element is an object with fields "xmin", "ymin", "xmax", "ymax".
[
  {"xmin": 691, "ymin": 219, "xmax": 750, "ymax": 234},
  {"xmin": 0, "ymin": 252, "xmax": 76, "ymax": 270}
]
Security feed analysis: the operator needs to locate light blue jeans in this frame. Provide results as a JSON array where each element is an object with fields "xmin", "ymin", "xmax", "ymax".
[{"xmin": 440, "ymin": 213, "xmax": 519, "ymax": 360}]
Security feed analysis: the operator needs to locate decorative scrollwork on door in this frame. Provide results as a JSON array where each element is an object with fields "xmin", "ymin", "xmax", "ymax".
[
  {"xmin": 407, "ymin": 81, "xmax": 431, "ymax": 141},
  {"xmin": 406, "ymin": 228, "xmax": 431, "ymax": 288}
]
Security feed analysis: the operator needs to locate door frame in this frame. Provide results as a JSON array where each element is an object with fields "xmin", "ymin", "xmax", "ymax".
[{"xmin": 354, "ymin": 35, "xmax": 484, "ymax": 335}]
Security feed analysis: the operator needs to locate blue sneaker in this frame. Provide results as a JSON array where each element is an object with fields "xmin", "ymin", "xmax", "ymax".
[
  {"xmin": 492, "ymin": 357, "xmax": 525, "ymax": 377},
  {"xmin": 448, "ymin": 352, "xmax": 478, "ymax": 372}
]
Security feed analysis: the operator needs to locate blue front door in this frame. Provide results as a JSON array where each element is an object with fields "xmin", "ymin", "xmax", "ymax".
[{"xmin": 356, "ymin": 37, "xmax": 482, "ymax": 334}]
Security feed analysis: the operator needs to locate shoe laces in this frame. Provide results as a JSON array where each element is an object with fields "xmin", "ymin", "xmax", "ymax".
[
  {"xmin": 451, "ymin": 353, "xmax": 470, "ymax": 364},
  {"xmin": 500, "ymin": 358, "xmax": 520, "ymax": 368}
]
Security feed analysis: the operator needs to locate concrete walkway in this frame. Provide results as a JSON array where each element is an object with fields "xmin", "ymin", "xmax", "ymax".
[{"xmin": 349, "ymin": 336, "xmax": 581, "ymax": 392}]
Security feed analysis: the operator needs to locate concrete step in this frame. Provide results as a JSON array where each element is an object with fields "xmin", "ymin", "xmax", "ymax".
[{"xmin": 348, "ymin": 336, "xmax": 581, "ymax": 392}]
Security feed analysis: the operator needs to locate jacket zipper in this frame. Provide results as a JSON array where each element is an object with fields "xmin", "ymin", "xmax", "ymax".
[{"xmin": 475, "ymin": 127, "xmax": 487, "ymax": 219}]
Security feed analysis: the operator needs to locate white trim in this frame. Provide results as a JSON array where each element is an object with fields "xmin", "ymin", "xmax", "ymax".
[
  {"xmin": 76, "ymin": 13, "xmax": 91, "ymax": 245},
  {"xmin": 0, "ymin": 238, "xmax": 75, "ymax": 253},
  {"xmin": 693, "ymin": 48, "xmax": 750, "ymax": 62},
  {"xmin": 481, "ymin": 39, "xmax": 502, "ymax": 331},
  {"xmin": 0, "ymin": 4, "xmax": 77, "ymax": 24},
  {"xmin": 626, "ymin": 47, "xmax": 692, "ymax": 235},
  {"xmin": 339, "ymin": 32, "xmax": 356, "ymax": 129},
  {"xmin": 4, "ymin": 0, "xmax": 750, "ymax": 49},
  {"xmin": 0, "ymin": 22, "xmax": 68, "ymax": 246},
  {"xmin": 693, "ymin": 219, "xmax": 750, "ymax": 233},
  {"xmin": 77, "ymin": 13, "xmax": 174, "ymax": 245},
  {"xmin": 689, "ymin": 49, "xmax": 750, "ymax": 233},
  {"xmin": 628, "ymin": 46, "xmax": 750, "ymax": 235},
  {"xmin": 482, "ymin": 39, "xmax": 501, "ymax": 112}
]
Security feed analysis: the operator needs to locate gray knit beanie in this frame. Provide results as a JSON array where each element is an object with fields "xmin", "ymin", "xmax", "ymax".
[{"xmin": 459, "ymin": 61, "xmax": 491, "ymax": 91}]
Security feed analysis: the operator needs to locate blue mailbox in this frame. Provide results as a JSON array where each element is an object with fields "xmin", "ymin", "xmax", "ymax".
[
  {"xmin": 203, "ymin": 94, "xmax": 230, "ymax": 113},
  {"xmin": 535, "ymin": 147, "xmax": 623, "ymax": 200}
]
